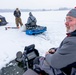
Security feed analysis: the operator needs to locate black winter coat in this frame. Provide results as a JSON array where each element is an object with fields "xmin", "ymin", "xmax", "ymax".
[{"xmin": 14, "ymin": 10, "xmax": 21, "ymax": 18}]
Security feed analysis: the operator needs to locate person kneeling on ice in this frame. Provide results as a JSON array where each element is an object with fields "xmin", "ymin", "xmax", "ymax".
[
  {"xmin": 24, "ymin": 7, "xmax": 76, "ymax": 75},
  {"xmin": 25, "ymin": 12, "xmax": 37, "ymax": 29}
]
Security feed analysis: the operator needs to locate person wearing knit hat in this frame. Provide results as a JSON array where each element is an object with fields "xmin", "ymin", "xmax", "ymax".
[
  {"xmin": 65, "ymin": 7, "xmax": 76, "ymax": 33},
  {"xmin": 66, "ymin": 8, "xmax": 76, "ymax": 18},
  {"xmin": 28, "ymin": 7, "xmax": 76, "ymax": 75}
]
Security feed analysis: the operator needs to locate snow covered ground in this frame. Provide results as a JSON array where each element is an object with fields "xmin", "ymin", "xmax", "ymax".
[{"xmin": 0, "ymin": 10, "xmax": 69, "ymax": 69}]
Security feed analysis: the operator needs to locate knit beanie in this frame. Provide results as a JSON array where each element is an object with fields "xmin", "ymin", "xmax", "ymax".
[{"xmin": 66, "ymin": 7, "xmax": 76, "ymax": 18}]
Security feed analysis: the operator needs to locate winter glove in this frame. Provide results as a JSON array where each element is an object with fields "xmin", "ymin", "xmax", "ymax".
[{"xmin": 48, "ymin": 48, "xmax": 57, "ymax": 54}]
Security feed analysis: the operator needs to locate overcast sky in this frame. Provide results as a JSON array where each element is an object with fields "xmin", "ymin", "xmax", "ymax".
[{"xmin": 0, "ymin": 0, "xmax": 76, "ymax": 9}]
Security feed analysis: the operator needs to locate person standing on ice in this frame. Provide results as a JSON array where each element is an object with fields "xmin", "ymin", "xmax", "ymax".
[{"xmin": 14, "ymin": 8, "xmax": 23, "ymax": 28}]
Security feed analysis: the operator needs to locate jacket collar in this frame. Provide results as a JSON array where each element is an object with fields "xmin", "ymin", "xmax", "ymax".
[{"xmin": 66, "ymin": 30, "xmax": 76, "ymax": 37}]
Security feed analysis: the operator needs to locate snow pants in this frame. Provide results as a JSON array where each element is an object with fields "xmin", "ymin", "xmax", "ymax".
[
  {"xmin": 15, "ymin": 17, "xmax": 23, "ymax": 27},
  {"xmin": 33, "ymin": 56, "xmax": 66, "ymax": 75}
]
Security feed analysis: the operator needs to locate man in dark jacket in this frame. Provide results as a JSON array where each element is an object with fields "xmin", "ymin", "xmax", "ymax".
[
  {"xmin": 33, "ymin": 7, "xmax": 76, "ymax": 75},
  {"xmin": 14, "ymin": 8, "xmax": 23, "ymax": 28}
]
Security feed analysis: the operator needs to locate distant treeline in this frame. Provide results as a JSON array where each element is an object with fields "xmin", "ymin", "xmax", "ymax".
[{"xmin": 0, "ymin": 7, "xmax": 71, "ymax": 12}]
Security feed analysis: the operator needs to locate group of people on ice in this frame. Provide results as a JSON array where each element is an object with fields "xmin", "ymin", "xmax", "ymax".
[
  {"xmin": 14, "ymin": 8, "xmax": 37, "ymax": 29},
  {"xmin": 15, "ymin": 7, "xmax": 76, "ymax": 75},
  {"xmin": 13, "ymin": 8, "xmax": 47, "ymax": 35}
]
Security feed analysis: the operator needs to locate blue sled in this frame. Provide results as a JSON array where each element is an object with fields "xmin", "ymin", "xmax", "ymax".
[{"xmin": 25, "ymin": 25, "xmax": 47, "ymax": 35}]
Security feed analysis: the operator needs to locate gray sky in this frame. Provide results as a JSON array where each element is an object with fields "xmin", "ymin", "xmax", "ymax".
[{"xmin": 0, "ymin": 0, "xmax": 76, "ymax": 9}]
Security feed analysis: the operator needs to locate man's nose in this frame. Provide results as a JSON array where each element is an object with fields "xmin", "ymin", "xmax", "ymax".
[{"xmin": 65, "ymin": 21, "xmax": 69, "ymax": 26}]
